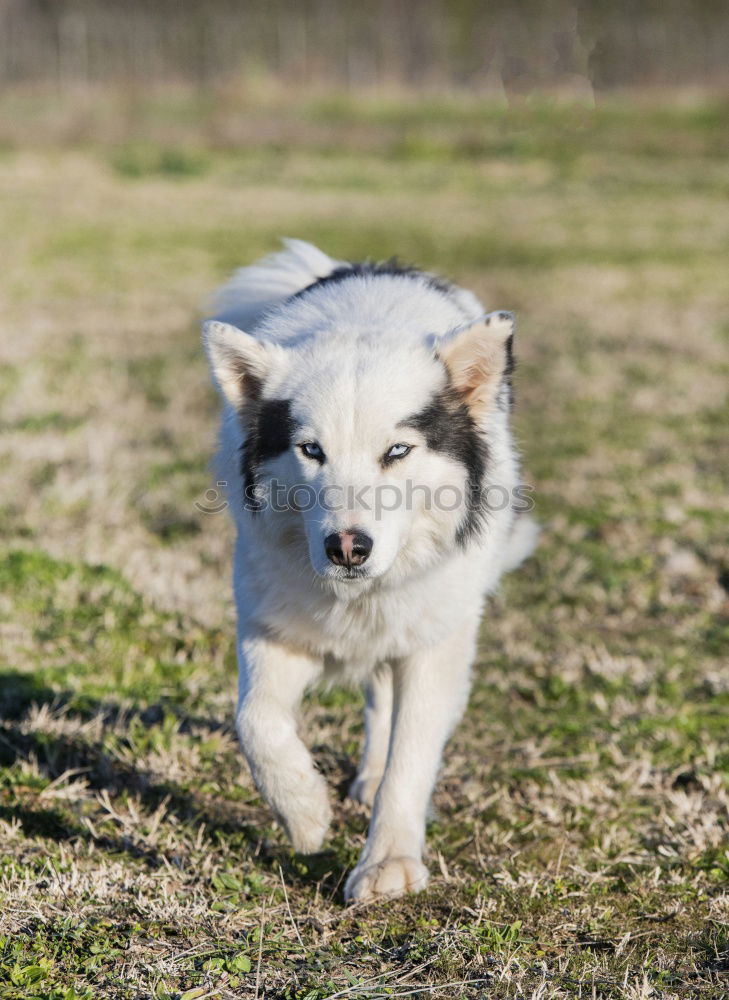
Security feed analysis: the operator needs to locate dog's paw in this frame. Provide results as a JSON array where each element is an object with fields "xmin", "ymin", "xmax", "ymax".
[
  {"xmin": 280, "ymin": 776, "xmax": 332, "ymax": 854},
  {"xmin": 347, "ymin": 773, "xmax": 382, "ymax": 808},
  {"xmin": 344, "ymin": 856, "xmax": 429, "ymax": 901}
]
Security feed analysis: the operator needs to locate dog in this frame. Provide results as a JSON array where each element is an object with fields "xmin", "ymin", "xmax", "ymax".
[{"xmin": 203, "ymin": 239, "xmax": 537, "ymax": 901}]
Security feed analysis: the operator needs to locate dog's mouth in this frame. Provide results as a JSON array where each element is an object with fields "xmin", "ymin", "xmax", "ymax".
[
  {"xmin": 320, "ymin": 564, "xmax": 382, "ymax": 601},
  {"xmin": 333, "ymin": 566, "xmax": 369, "ymax": 582},
  {"xmin": 314, "ymin": 563, "xmax": 372, "ymax": 587}
]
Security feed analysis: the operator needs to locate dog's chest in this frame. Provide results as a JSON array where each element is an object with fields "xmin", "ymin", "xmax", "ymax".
[{"xmin": 264, "ymin": 562, "xmax": 485, "ymax": 677}]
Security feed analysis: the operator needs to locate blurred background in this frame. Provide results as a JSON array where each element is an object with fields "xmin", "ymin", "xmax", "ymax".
[
  {"xmin": 2, "ymin": 0, "xmax": 729, "ymax": 99},
  {"xmin": 1, "ymin": 4, "xmax": 728, "ymax": 997}
]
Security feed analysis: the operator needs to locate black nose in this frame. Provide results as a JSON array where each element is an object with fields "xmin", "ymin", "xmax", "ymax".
[{"xmin": 324, "ymin": 530, "xmax": 373, "ymax": 568}]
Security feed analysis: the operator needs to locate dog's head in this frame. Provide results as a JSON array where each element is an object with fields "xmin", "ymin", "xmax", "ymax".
[{"xmin": 204, "ymin": 309, "xmax": 514, "ymax": 594}]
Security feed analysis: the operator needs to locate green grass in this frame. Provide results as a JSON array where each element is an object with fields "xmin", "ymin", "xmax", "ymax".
[{"xmin": 0, "ymin": 95, "xmax": 727, "ymax": 998}]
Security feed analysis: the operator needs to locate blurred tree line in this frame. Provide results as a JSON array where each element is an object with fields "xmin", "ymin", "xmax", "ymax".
[{"xmin": 0, "ymin": 0, "xmax": 727, "ymax": 94}]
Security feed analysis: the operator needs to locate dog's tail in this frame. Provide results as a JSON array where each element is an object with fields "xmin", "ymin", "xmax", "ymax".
[
  {"xmin": 209, "ymin": 239, "xmax": 345, "ymax": 331},
  {"xmin": 501, "ymin": 514, "xmax": 540, "ymax": 574}
]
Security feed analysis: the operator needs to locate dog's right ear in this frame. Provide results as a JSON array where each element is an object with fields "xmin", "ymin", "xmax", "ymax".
[
  {"xmin": 203, "ymin": 320, "xmax": 287, "ymax": 410},
  {"xmin": 437, "ymin": 312, "xmax": 515, "ymax": 420}
]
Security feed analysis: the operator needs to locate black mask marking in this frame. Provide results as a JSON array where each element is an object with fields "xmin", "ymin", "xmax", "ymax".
[
  {"xmin": 241, "ymin": 399, "xmax": 294, "ymax": 512},
  {"xmin": 401, "ymin": 379, "xmax": 489, "ymax": 546}
]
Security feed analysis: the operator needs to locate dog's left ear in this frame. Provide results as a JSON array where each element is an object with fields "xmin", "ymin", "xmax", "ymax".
[
  {"xmin": 437, "ymin": 311, "xmax": 515, "ymax": 418},
  {"xmin": 203, "ymin": 320, "xmax": 288, "ymax": 411}
]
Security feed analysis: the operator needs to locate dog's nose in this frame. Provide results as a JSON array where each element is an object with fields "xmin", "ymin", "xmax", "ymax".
[{"xmin": 324, "ymin": 530, "xmax": 373, "ymax": 568}]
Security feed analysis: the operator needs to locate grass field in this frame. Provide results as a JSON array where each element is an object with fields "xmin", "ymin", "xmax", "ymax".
[{"xmin": 0, "ymin": 95, "xmax": 728, "ymax": 999}]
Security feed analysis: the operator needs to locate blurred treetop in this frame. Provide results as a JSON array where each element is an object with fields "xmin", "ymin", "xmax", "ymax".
[{"xmin": 1, "ymin": 0, "xmax": 728, "ymax": 97}]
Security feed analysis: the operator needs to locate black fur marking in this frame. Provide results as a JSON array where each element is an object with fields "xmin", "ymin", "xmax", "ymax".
[
  {"xmin": 292, "ymin": 259, "xmax": 456, "ymax": 301},
  {"xmin": 502, "ymin": 332, "xmax": 516, "ymax": 410},
  {"xmin": 400, "ymin": 377, "xmax": 489, "ymax": 547},
  {"xmin": 241, "ymin": 399, "xmax": 294, "ymax": 512}
]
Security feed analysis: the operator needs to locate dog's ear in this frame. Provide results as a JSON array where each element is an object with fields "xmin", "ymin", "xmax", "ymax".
[
  {"xmin": 437, "ymin": 311, "xmax": 515, "ymax": 418},
  {"xmin": 203, "ymin": 320, "xmax": 287, "ymax": 410}
]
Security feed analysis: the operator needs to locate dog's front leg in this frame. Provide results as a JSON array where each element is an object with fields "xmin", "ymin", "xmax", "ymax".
[
  {"xmin": 344, "ymin": 627, "xmax": 476, "ymax": 901},
  {"xmin": 236, "ymin": 632, "xmax": 330, "ymax": 853},
  {"xmin": 348, "ymin": 664, "xmax": 393, "ymax": 807}
]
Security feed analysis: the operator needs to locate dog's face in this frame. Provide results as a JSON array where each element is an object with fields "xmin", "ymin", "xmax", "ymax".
[{"xmin": 205, "ymin": 312, "xmax": 513, "ymax": 592}]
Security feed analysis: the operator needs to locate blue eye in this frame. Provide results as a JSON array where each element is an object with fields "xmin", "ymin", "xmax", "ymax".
[
  {"xmin": 300, "ymin": 441, "xmax": 325, "ymax": 462},
  {"xmin": 384, "ymin": 443, "xmax": 412, "ymax": 463}
]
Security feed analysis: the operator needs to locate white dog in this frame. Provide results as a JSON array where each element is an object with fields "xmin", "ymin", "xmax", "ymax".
[{"xmin": 203, "ymin": 240, "xmax": 537, "ymax": 901}]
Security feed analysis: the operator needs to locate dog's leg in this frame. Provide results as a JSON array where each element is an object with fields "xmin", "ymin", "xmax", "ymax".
[
  {"xmin": 348, "ymin": 664, "xmax": 392, "ymax": 807},
  {"xmin": 344, "ymin": 626, "xmax": 476, "ymax": 901},
  {"xmin": 236, "ymin": 632, "xmax": 330, "ymax": 854}
]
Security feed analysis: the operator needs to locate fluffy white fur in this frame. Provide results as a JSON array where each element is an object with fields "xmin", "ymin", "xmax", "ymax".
[{"xmin": 203, "ymin": 240, "xmax": 536, "ymax": 901}]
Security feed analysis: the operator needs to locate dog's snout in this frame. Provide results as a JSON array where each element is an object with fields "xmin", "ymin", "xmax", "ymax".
[{"xmin": 324, "ymin": 530, "xmax": 373, "ymax": 568}]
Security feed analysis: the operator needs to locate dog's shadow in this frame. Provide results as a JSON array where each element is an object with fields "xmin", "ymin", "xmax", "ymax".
[{"xmin": 0, "ymin": 671, "xmax": 354, "ymax": 895}]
